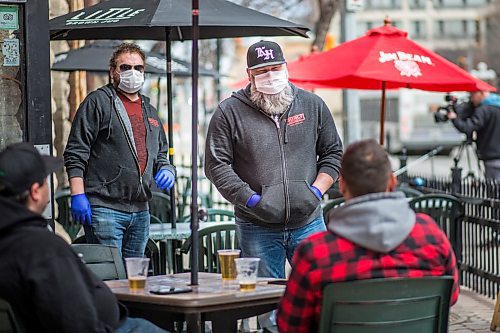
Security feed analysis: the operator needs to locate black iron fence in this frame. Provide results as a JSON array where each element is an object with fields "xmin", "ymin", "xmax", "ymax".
[{"xmin": 399, "ymin": 172, "xmax": 500, "ymax": 299}]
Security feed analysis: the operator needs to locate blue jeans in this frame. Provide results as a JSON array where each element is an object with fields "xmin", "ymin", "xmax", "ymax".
[
  {"xmin": 235, "ymin": 216, "xmax": 326, "ymax": 278},
  {"xmin": 85, "ymin": 207, "xmax": 150, "ymax": 258},
  {"xmin": 115, "ymin": 317, "xmax": 168, "ymax": 333}
]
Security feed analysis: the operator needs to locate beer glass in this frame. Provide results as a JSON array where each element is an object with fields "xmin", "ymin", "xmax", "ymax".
[
  {"xmin": 217, "ymin": 249, "xmax": 241, "ymax": 280},
  {"xmin": 235, "ymin": 258, "xmax": 260, "ymax": 291},
  {"xmin": 125, "ymin": 257, "xmax": 150, "ymax": 290}
]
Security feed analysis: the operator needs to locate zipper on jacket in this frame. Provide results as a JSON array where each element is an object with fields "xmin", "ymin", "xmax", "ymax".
[{"xmin": 273, "ymin": 113, "xmax": 291, "ymax": 226}]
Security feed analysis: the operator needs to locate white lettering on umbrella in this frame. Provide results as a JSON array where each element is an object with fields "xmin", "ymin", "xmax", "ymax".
[
  {"xmin": 66, "ymin": 8, "xmax": 145, "ymax": 25},
  {"xmin": 395, "ymin": 60, "xmax": 422, "ymax": 77},
  {"xmin": 378, "ymin": 51, "xmax": 433, "ymax": 77},
  {"xmin": 378, "ymin": 51, "xmax": 433, "ymax": 65}
]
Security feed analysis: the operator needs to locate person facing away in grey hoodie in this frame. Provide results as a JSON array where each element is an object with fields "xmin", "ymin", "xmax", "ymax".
[{"xmin": 277, "ymin": 139, "xmax": 458, "ymax": 333}]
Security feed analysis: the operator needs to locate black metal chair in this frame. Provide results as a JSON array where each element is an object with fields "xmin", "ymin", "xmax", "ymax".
[
  {"xmin": 322, "ymin": 197, "xmax": 345, "ymax": 222},
  {"xmin": 178, "ymin": 224, "xmax": 238, "ymax": 273},
  {"xmin": 180, "ymin": 208, "xmax": 235, "ymax": 223},
  {"xmin": 0, "ymin": 298, "xmax": 25, "ymax": 333},
  {"xmin": 54, "ymin": 189, "xmax": 81, "ymax": 241},
  {"xmin": 149, "ymin": 191, "xmax": 172, "ymax": 223},
  {"xmin": 318, "ymin": 276, "xmax": 454, "ymax": 333},
  {"xmin": 409, "ymin": 193, "xmax": 463, "ymax": 247},
  {"xmin": 72, "ymin": 236, "xmax": 162, "ymax": 276},
  {"xmin": 71, "ymin": 243, "xmax": 127, "ymax": 281}
]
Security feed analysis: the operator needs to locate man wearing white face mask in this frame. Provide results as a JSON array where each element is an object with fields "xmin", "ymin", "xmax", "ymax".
[
  {"xmin": 64, "ymin": 43, "xmax": 175, "ymax": 258},
  {"xmin": 205, "ymin": 40, "xmax": 343, "ymax": 281}
]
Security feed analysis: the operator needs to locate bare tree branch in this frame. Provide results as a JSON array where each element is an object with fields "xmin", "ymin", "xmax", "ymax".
[
  {"xmin": 312, "ymin": 0, "xmax": 340, "ymax": 51},
  {"xmin": 231, "ymin": 0, "xmax": 339, "ymax": 51}
]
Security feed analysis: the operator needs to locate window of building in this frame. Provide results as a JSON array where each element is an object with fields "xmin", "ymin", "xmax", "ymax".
[
  {"xmin": 0, "ymin": 3, "xmax": 25, "ymax": 150},
  {"xmin": 434, "ymin": 20, "xmax": 445, "ymax": 36},
  {"xmin": 368, "ymin": 0, "xmax": 402, "ymax": 9},
  {"xmin": 410, "ymin": 20, "xmax": 426, "ymax": 38},
  {"xmin": 465, "ymin": 0, "xmax": 489, "ymax": 6},
  {"xmin": 409, "ymin": 0, "xmax": 425, "ymax": 9}
]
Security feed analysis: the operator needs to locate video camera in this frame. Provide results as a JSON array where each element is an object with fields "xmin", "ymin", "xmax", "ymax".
[{"xmin": 434, "ymin": 94, "xmax": 458, "ymax": 123}]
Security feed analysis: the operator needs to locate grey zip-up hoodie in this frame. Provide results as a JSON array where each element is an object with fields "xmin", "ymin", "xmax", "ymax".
[
  {"xmin": 64, "ymin": 84, "xmax": 175, "ymax": 213},
  {"xmin": 328, "ymin": 192, "xmax": 415, "ymax": 252},
  {"xmin": 205, "ymin": 84, "xmax": 343, "ymax": 229}
]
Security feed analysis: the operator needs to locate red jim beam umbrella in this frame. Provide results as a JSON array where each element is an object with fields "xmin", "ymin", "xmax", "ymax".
[{"xmin": 290, "ymin": 18, "xmax": 496, "ymax": 145}]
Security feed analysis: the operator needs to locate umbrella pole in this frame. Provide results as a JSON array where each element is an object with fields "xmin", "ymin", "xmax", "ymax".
[
  {"xmin": 191, "ymin": 0, "xmax": 200, "ymax": 286},
  {"xmin": 379, "ymin": 81, "xmax": 386, "ymax": 146},
  {"xmin": 165, "ymin": 28, "xmax": 177, "ymax": 230}
]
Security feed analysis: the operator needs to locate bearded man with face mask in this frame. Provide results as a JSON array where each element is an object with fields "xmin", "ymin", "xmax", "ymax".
[
  {"xmin": 64, "ymin": 43, "xmax": 175, "ymax": 258},
  {"xmin": 205, "ymin": 41, "xmax": 343, "ymax": 280}
]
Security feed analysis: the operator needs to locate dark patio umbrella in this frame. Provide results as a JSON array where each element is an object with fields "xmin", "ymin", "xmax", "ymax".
[
  {"xmin": 49, "ymin": 0, "xmax": 309, "ymax": 287},
  {"xmin": 52, "ymin": 41, "xmax": 219, "ymax": 77}
]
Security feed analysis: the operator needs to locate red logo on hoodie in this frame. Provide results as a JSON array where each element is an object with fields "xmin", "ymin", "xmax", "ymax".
[
  {"xmin": 148, "ymin": 117, "xmax": 159, "ymax": 127},
  {"xmin": 287, "ymin": 113, "xmax": 305, "ymax": 126}
]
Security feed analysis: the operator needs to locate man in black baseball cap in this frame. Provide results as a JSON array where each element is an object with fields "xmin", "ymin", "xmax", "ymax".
[
  {"xmin": 205, "ymin": 38, "xmax": 343, "ymax": 321},
  {"xmin": 246, "ymin": 40, "xmax": 286, "ymax": 70},
  {"xmin": 0, "ymin": 142, "xmax": 62, "ymax": 213},
  {"xmin": 0, "ymin": 144, "xmax": 170, "ymax": 332}
]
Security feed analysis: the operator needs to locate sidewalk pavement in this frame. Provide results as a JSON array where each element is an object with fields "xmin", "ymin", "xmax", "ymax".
[{"xmin": 450, "ymin": 287, "xmax": 496, "ymax": 332}]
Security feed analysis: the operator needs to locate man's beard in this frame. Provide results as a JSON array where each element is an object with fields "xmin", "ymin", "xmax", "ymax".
[{"xmin": 250, "ymin": 83, "xmax": 294, "ymax": 115}]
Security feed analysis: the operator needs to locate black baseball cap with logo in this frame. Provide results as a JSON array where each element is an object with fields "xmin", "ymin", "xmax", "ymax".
[
  {"xmin": 247, "ymin": 40, "xmax": 286, "ymax": 70},
  {"xmin": 0, "ymin": 142, "xmax": 63, "ymax": 196}
]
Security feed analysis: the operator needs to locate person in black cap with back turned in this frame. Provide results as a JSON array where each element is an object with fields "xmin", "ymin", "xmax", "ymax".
[
  {"xmin": 205, "ymin": 40, "xmax": 343, "ymax": 282},
  {"xmin": 0, "ymin": 142, "xmax": 168, "ymax": 333}
]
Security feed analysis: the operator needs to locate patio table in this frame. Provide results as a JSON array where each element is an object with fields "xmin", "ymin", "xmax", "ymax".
[{"xmin": 105, "ymin": 272, "xmax": 285, "ymax": 333}]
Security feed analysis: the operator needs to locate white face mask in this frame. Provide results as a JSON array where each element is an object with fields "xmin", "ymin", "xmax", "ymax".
[
  {"xmin": 253, "ymin": 69, "xmax": 288, "ymax": 95},
  {"xmin": 118, "ymin": 69, "xmax": 144, "ymax": 94}
]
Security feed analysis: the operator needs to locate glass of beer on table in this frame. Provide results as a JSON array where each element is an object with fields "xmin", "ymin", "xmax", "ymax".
[
  {"xmin": 235, "ymin": 258, "xmax": 260, "ymax": 291},
  {"xmin": 217, "ymin": 249, "xmax": 241, "ymax": 280},
  {"xmin": 125, "ymin": 257, "xmax": 150, "ymax": 290}
]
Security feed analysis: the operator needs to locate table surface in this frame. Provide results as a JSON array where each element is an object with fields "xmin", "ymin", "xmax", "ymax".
[
  {"xmin": 149, "ymin": 222, "xmax": 235, "ymax": 241},
  {"xmin": 105, "ymin": 272, "xmax": 285, "ymax": 309}
]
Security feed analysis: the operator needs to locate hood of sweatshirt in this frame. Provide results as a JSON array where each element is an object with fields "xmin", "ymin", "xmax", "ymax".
[{"xmin": 327, "ymin": 192, "xmax": 415, "ymax": 253}]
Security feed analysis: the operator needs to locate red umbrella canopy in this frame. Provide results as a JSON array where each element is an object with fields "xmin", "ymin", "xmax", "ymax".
[{"xmin": 290, "ymin": 23, "xmax": 495, "ymax": 92}]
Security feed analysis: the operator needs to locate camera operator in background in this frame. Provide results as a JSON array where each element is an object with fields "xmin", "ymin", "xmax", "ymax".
[{"xmin": 447, "ymin": 91, "xmax": 500, "ymax": 181}]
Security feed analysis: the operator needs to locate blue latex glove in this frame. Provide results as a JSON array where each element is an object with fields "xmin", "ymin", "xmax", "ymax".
[
  {"xmin": 155, "ymin": 169, "xmax": 175, "ymax": 191},
  {"xmin": 246, "ymin": 193, "xmax": 261, "ymax": 208},
  {"xmin": 310, "ymin": 185, "xmax": 323, "ymax": 199},
  {"xmin": 71, "ymin": 193, "xmax": 92, "ymax": 225}
]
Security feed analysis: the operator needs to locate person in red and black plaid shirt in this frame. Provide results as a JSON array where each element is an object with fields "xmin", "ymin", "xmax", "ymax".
[{"xmin": 277, "ymin": 139, "xmax": 459, "ymax": 333}]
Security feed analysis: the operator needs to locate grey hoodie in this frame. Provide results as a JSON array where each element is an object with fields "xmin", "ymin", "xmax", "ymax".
[
  {"xmin": 205, "ymin": 84, "xmax": 343, "ymax": 229},
  {"xmin": 328, "ymin": 192, "xmax": 415, "ymax": 252}
]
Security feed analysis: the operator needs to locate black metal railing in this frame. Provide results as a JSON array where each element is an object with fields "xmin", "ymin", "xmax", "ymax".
[{"xmin": 400, "ymin": 172, "xmax": 500, "ymax": 299}]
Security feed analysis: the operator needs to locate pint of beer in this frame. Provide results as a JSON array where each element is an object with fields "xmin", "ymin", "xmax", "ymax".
[
  {"xmin": 128, "ymin": 276, "xmax": 146, "ymax": 290},
  {"xmin": 235, "ymin": 258, "xmax": 260, "ymax": 291},
  {"xmin": 125, "ymin": 257, "xmax": 150, "ymax": 290},
  {"xmin": 217, "ymin": 249, "xmax": 241, "ymax": 280}
]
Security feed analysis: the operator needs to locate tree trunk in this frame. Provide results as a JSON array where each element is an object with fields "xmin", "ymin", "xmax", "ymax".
[{"xmin": 312, "ymin": 0, "xmax": 340, "ymax": 51}]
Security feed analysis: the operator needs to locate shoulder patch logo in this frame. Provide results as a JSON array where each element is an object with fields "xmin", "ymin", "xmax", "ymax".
[
  {"xmin": 287, "ymin": 113, "xmax": 305, "ymax": 127},
  {"xmin": 148, "ymin": 117, "xmax": 159, "ymax": 127}
]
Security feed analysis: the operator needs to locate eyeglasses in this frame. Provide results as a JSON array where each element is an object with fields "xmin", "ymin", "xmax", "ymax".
[{"xmin": 119, "ymin": 64, "xmax": 145, "ymax": 72}]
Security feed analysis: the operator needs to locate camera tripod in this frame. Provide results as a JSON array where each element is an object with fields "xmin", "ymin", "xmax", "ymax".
[{"xmin": 452, "ymin": 139, "xmax": 482, "ymax": 180}]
